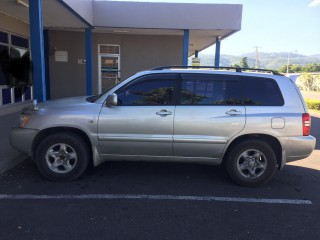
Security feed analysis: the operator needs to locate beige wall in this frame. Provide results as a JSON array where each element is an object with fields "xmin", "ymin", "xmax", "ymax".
[
  {"xmin": 0, "ymin": 12, "xmax": 29, "ymax": 37},
  {"xmin": 48, "ymin": 30, "xmax": 183, "ymax": 99},
  {"xmin": 48, "ymin": 30, "xmax": 86, "ymax": 99}
]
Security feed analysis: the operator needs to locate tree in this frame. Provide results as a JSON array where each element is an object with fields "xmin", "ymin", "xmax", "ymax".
[
  {"xmin": 230, "ymin": 64, "xmax": 240, "ymax": 68},
  {"xmin": 278, "ymin": 63, "xmax": 320, "ymax": 73},
  {"xmin": 240, "ymin": 57, "xmax": 249, "ymax": 68},
  {"xmin": 302, "ymin": 63, "xmax": 320, "ymax": 72},
  {"xmin": 291, "ymin": 64, "xmax": 302, "ymax": 73},
  {"xmin": 296, "ymin": 73, "xmax": 313, "ymax": 91},
  {"xmin": 278, "ymin": 64, "xmax": 289, "ymax": 73},
  {"xmin": 278, "ymin": 64, "xmax": 298, "ymax": 73},
  {"xmin": 313, "ymin": 75, "xmax": 320, "ymax": 91}
]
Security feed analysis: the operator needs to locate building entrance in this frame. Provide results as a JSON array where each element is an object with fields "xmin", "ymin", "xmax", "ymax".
[{"xmin": 98, "ymin": 44, "xmax": 120, "ymax": 93}]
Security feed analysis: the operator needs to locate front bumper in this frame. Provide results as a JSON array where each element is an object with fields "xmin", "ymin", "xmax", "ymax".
[{"xmin": 9, "ymin": 128, "xmax": 39, "ymax": 156}]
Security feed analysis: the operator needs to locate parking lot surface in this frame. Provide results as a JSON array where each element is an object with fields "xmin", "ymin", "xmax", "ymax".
[{"xmin": 0, "ymin": 116, "xmax": 319, "ymax": 240}]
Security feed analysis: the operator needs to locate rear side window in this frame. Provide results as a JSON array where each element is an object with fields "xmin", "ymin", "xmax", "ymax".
[
  {"xmin": 180, "ymin": 74, "xmax": 242, "ymax": 105},
  {"xmin": 242, "ymin": 77, "xmax": 284, "ymax": 106}
]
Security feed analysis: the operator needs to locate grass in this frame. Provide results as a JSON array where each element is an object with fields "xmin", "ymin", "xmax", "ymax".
[
  {"xmin": 300, "ymin": 91, "xmax": 320, "ymax": 115},
  {"xmin": 309, "ymin": 109, "xmax": 320, "ymax": 116},
  {"xmin": 305, "ymin": 99, "xmax": 320, "ymax": 109}
]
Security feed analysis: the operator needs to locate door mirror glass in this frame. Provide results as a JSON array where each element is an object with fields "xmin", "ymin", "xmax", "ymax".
[{"xmin": 105, "ymin": 93, "xmax": 118, "ymax": 106}]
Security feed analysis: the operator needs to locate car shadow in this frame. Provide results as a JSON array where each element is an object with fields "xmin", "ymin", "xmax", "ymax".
[{"xmin": 1, "ymin": 158, "xmax": 319, "ymax": 203}]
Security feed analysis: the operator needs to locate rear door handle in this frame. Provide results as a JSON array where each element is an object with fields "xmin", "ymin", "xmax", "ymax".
[
  {"xmin": 226, "ymin": 109, "xmax": 242, "ymax": 116},
  {"xmin": 156, "ymin": 109, "xmax": 172, "ymax": 116}
]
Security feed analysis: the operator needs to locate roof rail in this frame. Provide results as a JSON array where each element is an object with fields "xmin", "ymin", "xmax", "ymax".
[{"xmin": 151, "ymin": 66, "xmax": 282, "ymax": 75}]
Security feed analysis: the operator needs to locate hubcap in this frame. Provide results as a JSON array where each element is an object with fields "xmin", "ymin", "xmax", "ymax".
[
  {"xmin": 236, "ymin": 149, "xmax": 267, "ymax": 179},
  {"xmin": 45, "ymin": 143, "xmax": 77, "ymax": 174}
]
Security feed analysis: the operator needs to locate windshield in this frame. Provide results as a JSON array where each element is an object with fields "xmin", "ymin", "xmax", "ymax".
[{"xmin": 86, "ymin": 79, "xmax": 126, "ymax": 103}]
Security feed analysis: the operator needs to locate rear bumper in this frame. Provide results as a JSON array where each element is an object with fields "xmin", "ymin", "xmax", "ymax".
[
  {"xmin": 9, "ymin": 128, "xmax": 39, "ymax": 156},
  {"xmin": 280, "ymin": 135, "xmax": 316, "ymax": 168}
]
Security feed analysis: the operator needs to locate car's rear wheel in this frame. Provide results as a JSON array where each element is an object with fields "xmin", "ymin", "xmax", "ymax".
[
  {"xmin": 226, "ymin": 140, "xmax": 277, "ymax": 187},
  {"xmin": 34, "ymin": 133, "xmax": 89, "ymax": 181}
]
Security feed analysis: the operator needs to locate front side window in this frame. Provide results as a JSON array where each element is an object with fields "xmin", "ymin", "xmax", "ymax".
[
  {"xmin": 242, "ymin": 77, "xmax": 284, "ymax": 106},
  {"xmin": 116, "ymin": 74, "xmax": 177, "ymax": 106},
  {"xmin": 180, "ymin": 74, "xmax": 241, "ymax": 105}
]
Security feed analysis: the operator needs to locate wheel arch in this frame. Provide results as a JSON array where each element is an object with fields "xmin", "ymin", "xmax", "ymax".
[
  {"xmin": 223, "ymin": 134, "xmax": 283, "ymax": 169},
  {"xmin": 32, "ymin": 127, "xmax": 93, "ymax": 165}
]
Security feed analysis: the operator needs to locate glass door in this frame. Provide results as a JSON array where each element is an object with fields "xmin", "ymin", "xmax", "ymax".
[
  {"xmin": 98, "ymin": 44, "xmax": 121, "ymax": 93},
  {"xmin": 99, "ymin": 55, "xmax": 120, "ymax": 93}
]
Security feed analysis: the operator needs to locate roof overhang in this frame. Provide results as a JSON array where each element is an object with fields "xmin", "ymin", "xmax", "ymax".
[
  {"xmin": 0, "ymin": 0, "xmax": 89, "ymax": 29},
  {"xmin": 91, "ymin": 1, "xmax": 242, "ymax": 56},
  {"xmin": 92, "ymin": 1, "xmax": 242, "ymax": 30},
  {"xmin": 0, "ymin": 0, "xmax": 242, "ymax": 55},
  {"xmin": 93, "ymin": 27, "xmax": 238, "ymax": 56}
]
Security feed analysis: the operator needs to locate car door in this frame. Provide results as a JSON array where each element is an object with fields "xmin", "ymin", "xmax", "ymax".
[
  {"xmin": 98, "ymin": 73, "xmax": 178, "ymax": 157},
  {"xmin": 173, "ymin": 73, "xmax": 246, "ymax": 160}
]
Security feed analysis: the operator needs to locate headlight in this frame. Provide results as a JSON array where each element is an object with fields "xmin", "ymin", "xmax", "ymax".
[{"xmin": 19, "ymin": 114, "xmax": 30, "ymax": 128}]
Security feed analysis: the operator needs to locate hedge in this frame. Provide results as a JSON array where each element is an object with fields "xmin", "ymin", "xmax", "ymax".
[{"xmin": 305, "ymin": 99, "xmax": 320, "ymax": 110}]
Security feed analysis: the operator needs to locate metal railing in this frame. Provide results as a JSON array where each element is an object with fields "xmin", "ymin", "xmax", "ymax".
[{"xmin": 0, "ymin": 85, "xmax": 33, "ymax": 107}]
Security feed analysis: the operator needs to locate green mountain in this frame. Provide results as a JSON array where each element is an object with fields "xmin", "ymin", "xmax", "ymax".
[{"xmin": 195, "ymin": 52, "xmax": 320, "ymax": 70}]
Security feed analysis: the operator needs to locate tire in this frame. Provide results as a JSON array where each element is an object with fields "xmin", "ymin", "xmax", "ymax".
[
  {"xmin": 34, "ymin": 133, "xmax": 90, "ymax": 181},
  {"xmin": 226, "ymin": 140, "xmax": 277, "ymax": 187}
]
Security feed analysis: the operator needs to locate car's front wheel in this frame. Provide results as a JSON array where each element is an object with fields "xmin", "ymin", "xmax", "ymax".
[
  {"xmin": 226, "ymin": 140, "xmax": 277, "ymax": 187},
  {"xmin": 34, "ymin": 133, "xmax": 89, "ymax": 181}
]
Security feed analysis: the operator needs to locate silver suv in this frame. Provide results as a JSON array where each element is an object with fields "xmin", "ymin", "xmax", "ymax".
[{"xmin": 10, "ymin": 66, "xmax": 316, "ymax": 186}]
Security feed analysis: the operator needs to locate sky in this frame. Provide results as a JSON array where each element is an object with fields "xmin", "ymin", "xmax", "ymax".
[{"xmin": 108, "ymin": 0, "xmax": 320, "ymax": 56}]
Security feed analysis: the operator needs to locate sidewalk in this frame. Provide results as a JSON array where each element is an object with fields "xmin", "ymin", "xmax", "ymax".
[{"xmin": 0, "ymin": 111, "xmax": 28, "ymax": 174}]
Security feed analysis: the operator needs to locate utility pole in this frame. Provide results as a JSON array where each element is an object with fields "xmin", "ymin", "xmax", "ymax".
[
  {"xmin": 286, "ymin": 52, "xmax": 290, "ymax": 74},
  {"xmin": 287, "ymin": 50, "xmax": 298, "ymax": 74},
  {"xmin": 253, "ymin": 46, "xmax": 261, "ymax": 68}
]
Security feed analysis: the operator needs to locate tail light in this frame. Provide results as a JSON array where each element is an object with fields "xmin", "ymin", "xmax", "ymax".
[{"xmin": 302, "ymin": 113, "xmax": 311, "ymax": 136}]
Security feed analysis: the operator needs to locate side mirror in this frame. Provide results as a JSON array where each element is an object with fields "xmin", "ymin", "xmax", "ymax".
[{"xmin": 105, "ymin": 93, "xmax": 118, "ymax": 107}]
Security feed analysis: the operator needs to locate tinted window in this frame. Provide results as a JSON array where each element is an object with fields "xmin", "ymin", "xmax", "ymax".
[
  {"xmin": 242, "ymin": 77, "xmax": 284, "ymax": 106},
  {"xmin": 180, "ymin": 74, "xmax": 241, "ymax": 105},
  {"xmin": 116, "ymin": 74, "xmax": 177, "ymax": 106},
  {"xmin": 11, "ymin": 35, "xmax": 29, "ymax": 48},
  {"xmin": 0, "ymin": 31, "xmax": 8, "ymax": 44},
  {"xmin": 0, "ymin": 45, "xmax": 9, "ymax": 85}
]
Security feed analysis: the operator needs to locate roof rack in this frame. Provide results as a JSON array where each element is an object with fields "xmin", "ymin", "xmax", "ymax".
[{"xmin": 151, "ymin": 66, "xmax": 282, "ymax": 75}]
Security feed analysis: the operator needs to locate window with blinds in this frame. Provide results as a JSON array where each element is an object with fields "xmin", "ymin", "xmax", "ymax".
[{"xmin": 99, "ymin": 45, "xmax": 120, "ymax": 54}]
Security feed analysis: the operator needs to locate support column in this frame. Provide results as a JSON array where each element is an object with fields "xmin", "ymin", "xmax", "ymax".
[
  {"xmin": 29, "ymin": 0, "xmax": 46, "ymax": 102},
  {"xmin": 214, "ymin": 37, "xmax": 221, "ymax": 67},
  {"xmin": 43, "ymin": 29, "xmax": 50, "ymax": 100},
  {"xmin": 85, "ymin": 28, "xmax": 93, "ymax": 95},
  {"xmin": 183, "ymin": 29, "xmax": 189, "ymax": 65}
]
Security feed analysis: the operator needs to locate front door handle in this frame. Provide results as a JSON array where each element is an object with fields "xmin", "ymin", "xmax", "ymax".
[
  {"xmin": 226, "ymin": 109, "xmax": 242, "ymax": 116},
  {"xmin": 156, "ymin": 109, "xmax": 172, "ymax": 117}
]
